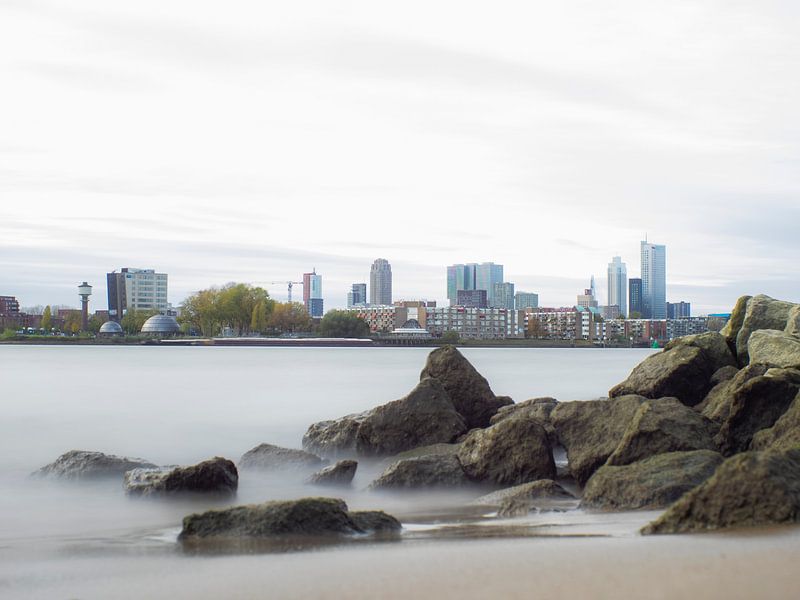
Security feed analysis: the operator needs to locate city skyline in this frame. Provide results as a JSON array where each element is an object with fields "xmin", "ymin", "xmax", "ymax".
[{"xmin": 2, "ymin": 2, "xmax": 799, "ymax": 314}]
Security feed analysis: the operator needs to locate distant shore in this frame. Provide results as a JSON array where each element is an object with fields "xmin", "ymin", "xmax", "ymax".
[{"xmin": 0, "ymin": 336, "xmax": 648, "ymax": 349}]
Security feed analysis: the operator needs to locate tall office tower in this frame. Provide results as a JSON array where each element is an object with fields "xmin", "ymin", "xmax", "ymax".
[
  {"xmin": 106, "ymin": 268, "xmax": 168, "ymax": 321},
  {"xmin": 447, "ymin": 262, "xmax": 503, "ymax": 306},
  {"xmin": 303, "ymin": 269, "xmax": 323, "ymax": 317},
  {"xmin": 590, "ymin": 275, "xmax": 597, "ymax": 300},
  {"xmin": 492, "ymin": 282, "xmax": 515, "ymax": 309},
  {"xmin": 607, "ymin": 256, "xmax": 628, "ymax": 317},
  {"xmin": 476, "ymin": 263, "xmax": 504, "ymax": 307},
  {"xmin": 347, "ymin": 283, "xmax": 367, "ymax": 308},
  {"xmin": 629, "ymin": 278, "xmax": 643, "ymax": 316},
  {"xmin": 514, "ymin": 292, "xmax": 539, "ymax": 310},
  {"xmin": 641, "ymin": 241, "xmax": 667, "ymax": 319},
  {"xmin": 370, "ymin": 258, "xmax": 392, "ymax": 306},
  {"xmin": 447, "ymin": 264, "xmax": 473, "ymax": 305}
]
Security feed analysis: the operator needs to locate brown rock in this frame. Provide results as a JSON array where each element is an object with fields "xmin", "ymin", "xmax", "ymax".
[
  {"xmin": 420, "ymin": 345, "xmax": 512, "ymax": 429},
  {"xmin": 457, "ymin": 417, "xmax": 555, "ymax": 486}
]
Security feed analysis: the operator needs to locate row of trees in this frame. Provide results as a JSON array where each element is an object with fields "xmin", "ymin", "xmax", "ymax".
[
  {"xmin": 179, "ymin": 284, "xmax": 373, "ymax": 338},
  {"xmin": 180, "ymin": 283, "xmax": 315, "ymax": 336}
]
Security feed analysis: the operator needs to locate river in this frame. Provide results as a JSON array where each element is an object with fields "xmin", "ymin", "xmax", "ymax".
[{"xmin": 2, "ymin": 345, "xmax": 797, "ymax": 600}]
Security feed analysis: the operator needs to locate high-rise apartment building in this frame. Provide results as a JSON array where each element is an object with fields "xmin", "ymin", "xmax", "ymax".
[
  {"xmin": 447, "ymin": 262, "xmax": 503, "ymax": 306},
  {"xmin": 514, "ymin": 292, "xmax": 539, "ymax": 310},
  {"xmin": 303, "ymin": 269, "xmax": 323, "ymax": 317},
  {"xmin": 492, "ymin": 282, "xmax": 515, "ymax": 309},
  {"xmin": 347, "ymin": 283, "xmax": 367, "ymax": 308},
  {"xmin": 629, "ymin": 278, "xmax": 643, "ymax": 316},
  {"xmin": 0, "ymin": 295, "xmax": 20, "ymax": 316},
  {"xmin": 370, "ymin": 259, "xmax": 392, "ymax": 306},
  {"xmin": 106, "ymin": 268, "xmax": 168, "ymax": 321},
  {"xmin": 667, "ymin": 301, "xmax": 691, "ymax": 319},
  {"xmin": 457, "ymin": 289, "xmax": 488, "ymax": 308},
  {"xmin": 640, "ymin": 241, "xmax": 667, "ymax": 319},
  {"xmin": 607, "ymin": 256, "xmax": 628, "ymax": 317}
]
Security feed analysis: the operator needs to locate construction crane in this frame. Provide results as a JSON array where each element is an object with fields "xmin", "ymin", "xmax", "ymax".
[{"xmin": 252, "ymin": 281, "xmax": 303, "ymax": 303}]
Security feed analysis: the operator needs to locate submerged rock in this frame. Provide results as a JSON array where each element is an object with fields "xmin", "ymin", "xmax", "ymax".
[
  {"xmin": 457, "ymin": 416, "xmax": 555, "ymax": 486},
  {"xmin": 609, "ymin": 332, "xmax": 736, "ymax": 407},
  {"xmin": 714, "ymin": 368, "xmax": 800, "ymax": 455},
  {"xmin": 471, "ymin": 479, "xmax": 576, "ymax": 517},
  {"xmin": 642, "ymin": 449, "xmax": 800, "ymax": 534},
  {"xmin": 124, "ymin": 457, "xmax": 238, "ymax": 496},
  {"xmin": 179, "ymin": 497, "xmax": 400, "ymax": 540},
  {"xmin": 550, "ymin": 395, "xmax": 645, "ymax": 486},
  {"xmin": 354, "ymin": 378, "xmax": 467, "ymax": 457},
  {"xmin": 606, "ymin": 398, "xmax": 717, "ymax": 466},
  {"xmin": 35, "ymin": 450, "xmax": 156, "ymax": 480},
  {"xmin": 582, "ymin": 450, "xmax": 723, "ymax": 510},
  {"xmin": 369, "ymin": 454, "xmax": 469, "ymax": 489},
  {"xmin": 239, "ymin": 443, "xmax": 325, "ymax": 471},
  {"xmin": 419, "ymin": 345, "xmax": 512, "ymax": 429},
  {"xmin": 747, "ymin": 330, "xmax": 800, "ymax": 369},
  {"xmin": 307, "ymin": 460, "xmax": 357, "ymax": 486}
]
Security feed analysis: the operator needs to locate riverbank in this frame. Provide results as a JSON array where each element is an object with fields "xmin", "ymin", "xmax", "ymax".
[{"xmin": 0, "ymin": 336, "xmax": 624, "ymax": 349}]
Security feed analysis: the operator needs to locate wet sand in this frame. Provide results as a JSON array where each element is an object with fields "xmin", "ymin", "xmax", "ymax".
[{"xmin": 3, "ymin": 525, "xmax": 799, "ymax": 600}]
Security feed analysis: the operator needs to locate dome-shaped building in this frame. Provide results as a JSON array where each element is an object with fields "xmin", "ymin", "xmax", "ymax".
[
  {"xmin": 140, "ymin": 314, "xmax": 181, "ymax": 336},
  {"xmin": 98, "ymin": 320, "xmax": 124, "ymax": 337}
]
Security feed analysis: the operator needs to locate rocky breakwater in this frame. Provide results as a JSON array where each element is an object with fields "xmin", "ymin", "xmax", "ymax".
[
  {"xmin": 302, "ymin": 346, "xmax": 511, "ymax": 459},
  {"xmin": 598, "ymin": 293, "xmax": 800, "ymax": 533}
]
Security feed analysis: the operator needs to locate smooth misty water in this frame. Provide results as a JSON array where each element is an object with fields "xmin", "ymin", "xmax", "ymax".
[{"xmin": 0, "ymin": 345, "xmax": 710, "ymax": 599}]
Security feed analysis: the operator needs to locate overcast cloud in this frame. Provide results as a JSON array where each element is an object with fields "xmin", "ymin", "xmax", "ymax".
[{"xmin": 1, "ymin": 0, "xmax": 798, "ymax": 314}]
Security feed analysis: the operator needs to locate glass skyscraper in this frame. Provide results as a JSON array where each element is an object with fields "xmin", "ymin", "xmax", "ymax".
[
  {"xmin": 640, "ymin": 241, "xmax": 666, "ymax": 319},
  {"xmin": 607, "ymin": 256, "xmax": 628, "ymax": 317},
  {"xmin": 447, "ymin": 262, "xmax": 503, "ymax": 306}
]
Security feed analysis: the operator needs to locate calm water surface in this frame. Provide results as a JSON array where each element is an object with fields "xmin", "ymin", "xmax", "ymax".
[{"xmin": 0, "ymin": 346, "xmax": 663, "ymax": 598}]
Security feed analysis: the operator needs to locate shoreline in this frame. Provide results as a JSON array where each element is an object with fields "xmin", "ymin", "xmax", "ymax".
[{"xmin": 0, "ymin": 337, "xmax": 646, "ymax": 349}]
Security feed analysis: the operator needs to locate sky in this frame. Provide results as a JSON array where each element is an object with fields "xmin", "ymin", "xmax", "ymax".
[{"xmin": 1, "ymin": 0, "xmax": 799, "ymax": 315}]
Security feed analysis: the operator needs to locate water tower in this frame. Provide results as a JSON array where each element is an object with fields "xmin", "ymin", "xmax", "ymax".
[{"xmin": 78, "ymin": 282, "xmax": 92, "ymax": 331}]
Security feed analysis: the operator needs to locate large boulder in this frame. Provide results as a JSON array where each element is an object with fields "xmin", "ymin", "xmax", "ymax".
[
  {"xmin": 609, "ymin": 332, "xmax": 735, "ymax": 407},
  {"xmin": 735, "ymin": 294, "xmax": 796, "ymax": 364},
  {"xmin": 239, "ymin": 443, "xmax": 325, "ymax": 471},
  {"xmin": 642, "ymin": 449, "xmax": 800, "ymax": 534},
  {"xmin": 369, "ymin": 453, "xmax": 469, "ymax": 489},
  {"xmin": 457, "ymin": 417, "xmax": 555, "ymax": 486},
  {"xmin": 489, "ymin": 397, "xmax": 558, "ymax": 439},
  {"xmin": 751, "ymin": 392, "xmax": 800, "ymax": 452},
  {"xmin": 550, "ymin": 395, "xmax": 645, "ymax": 486},
  {"xmin": 720, "ymin": 295, "xmax": 751, "ymax": 350},
  {"xmin": 179, "ymin": 497, "xmax": 400, "ymax": 540},
  {"xmin": 34, "ymin": 450, "xmax": 156, "ymax": 480},
  {"xmin": 606, "ymin": 398, "xmax": 717, "ymax": 466},
  {"xmin": 582, "ymin": 450, "xmax": 723, "ymax": 510},
  {"xmin": 302, "ymin": 411, "xmax": 370, "ymax": 459},
  {"xmin": 715, "ymin": 368, "xmax": 800, "ymax": 455},
  {"xmin": 124, "ymin": 457, "xmax": 238, "ymax": 496},
  {"xmin": 419, "ymin": 345, "xmax": 512, "ymax": 429},
  {"xmin": 354, "ymin": 378, "xmax": 467, "ymax": 457},
  {"xmin": 786, "ymin": 305, "xmax": 800, "ymax": 337},
  {"xmin": 307, "ymin": 460, "xmax": 358, "ymax": 486},
  {"xmin": 697, "ymin": 364, "xmax": 769, "ymax": 422},
  {"xmin": 747, "ymin": 330, "xmax": 800, "ymax": 369}
]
